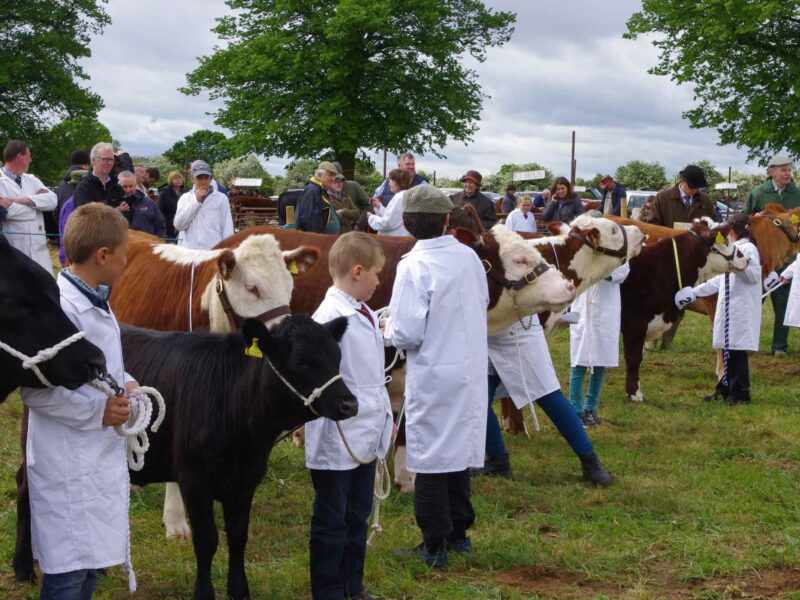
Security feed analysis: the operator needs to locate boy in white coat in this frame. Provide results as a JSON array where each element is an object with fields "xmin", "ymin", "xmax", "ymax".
[
  {"xmin": 676, "ymin": 214, "xmax": 762, "ymax": 404},
  {"xmin": 21, "ymin": 204, "xmax": 136, "ymax": 598},
  {"xmin": 307, "ymin": 232, "xmax": 393, "ymax": 600},
  {"xmin": 384, "ymin": 184, "xmax": 489, "ymax": 569}
]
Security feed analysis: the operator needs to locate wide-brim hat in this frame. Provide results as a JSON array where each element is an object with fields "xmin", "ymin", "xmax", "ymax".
[
  {"xmin": 403, "ymin": 184, "xmax": 453, "ymax": 214},
  {"xmin": 460, "ymin": 170, "xmax": 482, "ymax": 185},
  {"xmin": 679, "ymin": 165, "xmax": 707, "ymax": 189}
]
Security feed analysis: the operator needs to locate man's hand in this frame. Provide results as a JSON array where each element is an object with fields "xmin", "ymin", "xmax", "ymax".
[
  {"xmin": 764, "ymin": 271, "xmax": 781, "ymax": 292},
  {"xmin": 103, "ymin": 394, "xmax": 131, "ymax": 427},
  {"xmin": 674, "ymin": 286, "xmax": 696, "ymax": 310},
  {"xmin": 0, "ymin": 196, "xmax": 10, "ymax": 209},
  {"xmin": 195, "ymin": 187, "xmax": 210, "ymax": 203},
  {"xmin": 117, "ymin": 201, "xmax": 130, "ymax": 213}
]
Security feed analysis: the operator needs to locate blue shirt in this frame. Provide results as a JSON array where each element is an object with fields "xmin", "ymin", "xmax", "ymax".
[{"xmin": 603, "ymin": 182, "xmax": 627, "ymax": 216}]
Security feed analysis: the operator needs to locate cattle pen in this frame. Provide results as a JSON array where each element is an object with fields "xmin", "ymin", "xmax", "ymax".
[{"xmin": 1, "ymin": 305, "xmax": 800, "ymax": 598}]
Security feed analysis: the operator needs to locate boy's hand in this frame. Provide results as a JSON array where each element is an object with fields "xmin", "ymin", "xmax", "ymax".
[{"xmin": 103, "ymin": 394, "xmax": 130, "ymax": 427}]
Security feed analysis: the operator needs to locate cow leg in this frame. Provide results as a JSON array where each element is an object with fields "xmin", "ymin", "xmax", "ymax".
[
  {"xmin": 164, "ymin": 482, "xmax": 192, "ymax": 539},
  {"xmin": 181, "ymin": 483, "xmax": 218, "ymax": 600},
  {"xmin": 500, "ymin": 398, "xmax": 526, "ymax": 434},
  {"xmin": 660, "ymin": 312, "xmax": 683, "ymax": 350},
  {"xmin": 13, "ymin": 405, "xmax": 35, "ymax": 583},
  {"xmin": 623, "ymin": 321, "xmax": 648, "ymax": 402},
  {"xmin": 221, "ymin": 491, "xmax": 255, "ymax": 600}
]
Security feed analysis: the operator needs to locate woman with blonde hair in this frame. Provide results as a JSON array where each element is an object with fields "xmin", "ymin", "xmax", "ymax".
[{"xmin": 158, "ymin": 170, "xmax": 186, "ymax": 240}]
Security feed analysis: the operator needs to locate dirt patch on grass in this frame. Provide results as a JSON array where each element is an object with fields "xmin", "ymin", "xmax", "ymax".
[{"xmin": 488, "ymin": 565, "xmax": 800, "ymax": 599}]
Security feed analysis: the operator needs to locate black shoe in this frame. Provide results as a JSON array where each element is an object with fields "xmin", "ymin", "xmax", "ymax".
[
  {"xmin": 395, "ymin": 544, "xmax": 447, "ymax": 569},
  {"xmin": 703, "ymin": 391, "xmax": 722, "ymax": 402},
  {"xmin": 584, "ymin": 410, "xmax": 602, "ymax": 426},
  {"xmin": 578, "ymin": 411, "xmax": 589, "ymax": 428},
  {"xmin": 470, "ymin": 453, "xmax": 512, "ymax": 479},
  {"xmin": 580, "ymin": 453, "xmax": 613, "ymax": 487},
  {"xmin": 444, "ymin": 537, "xmax": 472, "ymax": 553}
]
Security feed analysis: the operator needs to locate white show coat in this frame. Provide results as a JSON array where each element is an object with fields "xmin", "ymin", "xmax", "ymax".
[
  {"xmin": 488, "ymin": 317, "xmax": 560, "ymax": 409},
  {"xmin": 174, "ymin": 187, "xmax": 234, "ymax": 249},
  {"xmin": 782, "ymin": 254, "xmax": 800, "ymax": 327},
  {"xmin": 569, "ymin": 262, "xmax": 630, "ymax": 368},
  {"xmin": 504, "ymin": 208, "xmax": 537, "ymax": 233},
  {"xmin": 21, "ymin": 273, "xmax": 132, "ymax": 574},
  {"xmin": 384, "ymin": 236, "xmax": 489, "ymax": 474},
  {"xmin": 694, "ymin": 238, "xmax": 761, "ymax": 351},
  {"xmin": 367, "ymin": 190, "xmax": 410, "ymax": 236},
  {"xmin": 306, "ymin": 287, "xmax": 393, "ymax": 470},
  {"xmin": 0, "ymin": 171, "xmax": 57, "ymax": 274}
]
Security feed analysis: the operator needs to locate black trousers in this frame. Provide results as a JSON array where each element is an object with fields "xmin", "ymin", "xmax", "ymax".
[
  {"xmin": 413, "ymin": 470, "xmax": 475, "ymax": 551},
  {"xmin": 309, "ymin": 462, "xmax": 376, "ymax": 600},
  {"xmin": 717, "ymin": 349, "xmax": 751, "ymax": 401}
]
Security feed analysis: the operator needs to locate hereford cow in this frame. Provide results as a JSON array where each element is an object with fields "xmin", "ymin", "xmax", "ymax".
[
  {"xmin": 621, "ymin": 221, "xmax": 749, "ymax": 402},
  {"xmin": 0, "ymin": 235, "xmax": 106, "ymax": 401}
]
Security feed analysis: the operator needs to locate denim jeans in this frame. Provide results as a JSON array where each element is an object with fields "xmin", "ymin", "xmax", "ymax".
[
  {"xmin": 569, "ymin": 366, "xmax": 606, "ymax": 412},
  {"xmin": 41, "ymin": 569, "xmax": 97, "ymax": 600}
]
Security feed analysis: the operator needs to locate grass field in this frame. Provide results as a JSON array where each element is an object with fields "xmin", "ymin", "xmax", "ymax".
[{"xmin": 1, "ymin": 307, "xmax": 800, "ymax": 599}]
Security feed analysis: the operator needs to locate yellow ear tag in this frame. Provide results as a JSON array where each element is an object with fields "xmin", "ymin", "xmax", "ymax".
[
  {"xmin": 288, "ymin": 260, "xmax": 299, "ymax": 275},
  {"xmin": 791, "ymin": 214, "xmax": 800, "ymax": 225},
  {"xmin": 245, "ymin": 338, "xmax": 263, "ymax": 359},
  {"xmin": 715, "ymin": 232, "xmax": 725, "ymax": 245}
]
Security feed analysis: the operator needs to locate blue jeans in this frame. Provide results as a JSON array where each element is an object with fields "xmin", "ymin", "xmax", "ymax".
[
  {"xmin": 41, "ymin": 569, "xmax": 97, "ymax": 600},
  {"xmin": 309, "ymin": 462, "xmax": 376, "ymax": 600},
  {"xmin": 486, "ymin": 374, "xmax": 594, "ymax": 459},
  {"xmin": 569, "ymin": 366, "xmax": 606, "ymax": 413}
]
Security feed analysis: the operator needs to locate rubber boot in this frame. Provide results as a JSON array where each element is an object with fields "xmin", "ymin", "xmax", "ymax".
[
  {"xmin": 470, "ymin": 453, "xmax": 513, "ymax": 479},
  {"xmin": 580, "ymin": 453, "xmax": 613, "ymax": 487}
]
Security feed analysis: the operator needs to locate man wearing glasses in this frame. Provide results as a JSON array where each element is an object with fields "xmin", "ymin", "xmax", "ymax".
[{"xmin": 73, "ymin": 142, "xmax": 125, "ymax": 208}]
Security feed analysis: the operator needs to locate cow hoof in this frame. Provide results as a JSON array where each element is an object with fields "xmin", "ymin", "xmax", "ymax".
[
  {"xmin": 644, "ymin": 340, "xmax": 656, "ymax": 351},
  {"xmin": 166, "ymin": 521, "xmax": 192, "ymax": 540},
  {"xmin": 629, "ymin": 390, "xmax": 645, "ymax": 402}
]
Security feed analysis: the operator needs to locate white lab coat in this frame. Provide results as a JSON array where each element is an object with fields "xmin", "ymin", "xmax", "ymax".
[
  {"xmin": 306, "ymin": 287, "xmax": 393, "ymax": 470},
  {"xmin": 782, "ymin": 255, "xmax": 800, "ymax": 327},
  {"xmin": 694, "ymin": 238, "xmax": 761, "ymax": 351},
  {"xmin": 504, "ymin": 208, "xmax": 537, "ymax": 233},
  {"xmin": 174, "ymin": 187, "xmax": 234, "ymax": 249},
  {"xmin": 367, "ymin": 190, "xmax": 410, "ymax": 237},
  {"xmin": 488, "ymin": 317, "xmax": 560, "ymax": 409},
  {"xmin": 21, "ymin": 273, "xmax": 132, "ymax": 574},
  {"xmin": 569, "ymin": 263, "xmax": 630, "ymax": 368},
  {"xmin": 0, "ymin": 171, "xmax": 57, "ymax": 274},
  {"xmin": 384, "ymin": 236, "xmax": 489, "ymax": 474}
]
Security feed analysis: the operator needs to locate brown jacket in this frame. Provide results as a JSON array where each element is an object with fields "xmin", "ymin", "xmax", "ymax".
[
  {"xmin": 649, "ymin": 185, "xmax": 716, "ymax": 228},
  {"xmin": 332, "ymin": 193, "xmax": 362, "ymax": 233}
]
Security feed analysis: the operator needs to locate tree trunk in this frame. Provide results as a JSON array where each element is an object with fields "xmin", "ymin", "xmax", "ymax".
[{"xmin": 335, "ymin": 150, "xmax": 356, "ymax": 181}]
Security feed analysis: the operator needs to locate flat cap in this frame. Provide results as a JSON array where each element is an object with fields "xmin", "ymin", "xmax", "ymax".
[
  {"xmin": 317, "ymin": 161, "xmax": 339, "ymax": 175},
  {"xmin": 403, "ymin": 184, "xmax": 453, "ymax": 214},
  {"xmin": 768, "ymin": 155, "xmax": 793, "ymax": 168}
]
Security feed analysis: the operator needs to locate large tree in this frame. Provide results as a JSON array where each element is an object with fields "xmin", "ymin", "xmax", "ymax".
[
  {"xmin": 34, "ymin": 116, "xmax": 111, "ymax": 185},
  {"xmin": 626, "ymin": 0, "xmax": 800, "ymax": 164},
  {"xmin": 163, "ymin": 129, "xmax": 234, "ymax": 169},
  {"xmin": 0, "ymin": 0, "xmax": 109, "ymax": 140},
  {"xmin": 615, "ymin": 160, "xmax": 668, "ymax": 191},
  {"xmin": 183, "ymin": 0, "xmax": 515, "ymax": 178}
]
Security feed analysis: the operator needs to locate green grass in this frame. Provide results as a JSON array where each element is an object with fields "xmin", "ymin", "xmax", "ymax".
[{"xmin": 2, "ymin": 307, "xmax": 800, "ymax": 599}]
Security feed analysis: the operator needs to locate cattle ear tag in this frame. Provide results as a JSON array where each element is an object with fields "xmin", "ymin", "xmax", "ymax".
[
  {"xmin": 245, "ymin": 338, "xmax": 263, "ymax": 359},
  {"xmin": 288, "ymin": 260, "xmax": 299, "ymax": 275},
  {"xmin": 791, "ymin": 214, "xmax": 800, "ymax": 225},
  {"xmin": 715, "ymin": 232, "xmax": 725, "ymax": 245}
]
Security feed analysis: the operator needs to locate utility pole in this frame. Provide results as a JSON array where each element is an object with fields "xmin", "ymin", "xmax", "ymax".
[
  {"xmin": 383, "ymin": 148, "xmax": 388, "ymax": 178},
  {"xmin": 570, "ymin": 130, "xmax": 576, "ymax": 186}
]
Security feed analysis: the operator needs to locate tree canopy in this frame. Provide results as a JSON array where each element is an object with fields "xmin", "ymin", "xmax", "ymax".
[
  {"xmin": 0, "ymin": 0, "xmax": 109, "ymax": 140},
  {"xmin": 626, "ymin": 0, "xmax": 800, "ymax": 164},
  {"xmin": 33, "ymin": 116, "xmax": 111, "ymax": 185},
  {"xmin": 183, "ymin": 0, "xmax": 515, "ymax": 177},
  {"xmin": 214, "ymin": 155, "xmax": 276, "ymax": 196},
  {"xmin": 615, "ymin": 160, "xmax": 668, "ymax": 191},
  {"xmin": 163, "ymin": 129, "xmax": 234, "ymax": 168},
  {"xmin": 482, "ymin": 163, "xmax": 553, "ymax": 193}
]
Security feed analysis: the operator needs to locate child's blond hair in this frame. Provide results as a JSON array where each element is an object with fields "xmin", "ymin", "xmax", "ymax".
[
  {"xmin": 329, "ymin": 232, "xmax": 385, "ymax": 279},
  {"xmin": 64, "ymin": 203, "xmax": 129, "ymax": 264},
  {"xmin": 517, "ymin": 194, "xmax": 533, "ymax": 209}
]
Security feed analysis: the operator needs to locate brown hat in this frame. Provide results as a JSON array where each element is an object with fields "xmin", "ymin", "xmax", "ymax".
[
  {"xmin": 317, "ymin": 161, "xmax": 339, "ymax": 175},
  {"xmin": 460, "ymin": 170, "xmax": 482, "ymax": 185}
]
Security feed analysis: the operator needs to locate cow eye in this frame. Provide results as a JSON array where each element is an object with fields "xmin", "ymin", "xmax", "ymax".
[{"xmin": 246, "ymin": 285, "xmax": 261, "ymax": 299}]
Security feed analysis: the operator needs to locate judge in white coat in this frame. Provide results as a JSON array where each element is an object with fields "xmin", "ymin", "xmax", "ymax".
[
  {"xmin": 504, "ymin": 195, "xmax": 537, "ymax": 234},
  {"xmin": 306, "ymin": 233, "xmax": 393, "ymax": 599},
  {"xmin": 383, "ymin": 184, "xmax": 487, "ymax": 567},
  {"xmin": 367, "ymin": 168, "xmax": 411, "ymax": 236},
  {"xmin": 0, "ymin": 140, "xmax": 57, "ymax": 274},
  {"xmin": 781, "ymin": 254, "xmax": 800, "ymax": 329},
  {"xmin": 174, "ymin": 161, "xmax": 234, "ymax": 249},
  {"xmin": 568, "ymin": 262, "xmax": 630, "ymax": 425},
  {"xmin": 683, "ymin": 214, "xmax": 761, "ymax": 404}
]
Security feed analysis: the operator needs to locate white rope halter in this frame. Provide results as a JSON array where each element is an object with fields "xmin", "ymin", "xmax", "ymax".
[
  {"xmin": 0, "ymin": 331, "xmax": 88, "ymax": 387},
  {"xmin": 263, "ymin": 354, "xmax": 342, "ymax": 416}
]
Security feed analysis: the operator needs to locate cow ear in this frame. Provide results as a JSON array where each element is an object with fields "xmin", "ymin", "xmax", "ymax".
[
  {"xmin": 453, "ymin": 227, "xmax": 482, "ymax": 248},
  {"xmin": 283, "ymin": 246, "xmax": 320, "ymax": 275},
  {"xmin": 242, "ymin": 319, "xmax": 270, "ymax": 359},
  {"xmin": 324, "ymin": 316, "xmax": 348, "ymax": 342},
  {"xmin": 584, "ymin": 227, "xmax": 601, "ymax": 246},
  {"xmin": 714, "ymin": 223, "xmax": 732, "ymax": 241},
  {"xmin": 549, "ymin": 222, "xmax": 565, "ymax": 235},
  {"xmin": 217, "ymin": 250, "xmax": 237, "ymax": 281}
]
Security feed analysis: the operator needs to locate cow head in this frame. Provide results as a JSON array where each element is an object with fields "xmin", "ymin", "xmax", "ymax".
[
  {"xmin": 455, "ymin": 224, "xmax": 576, "ymax": 334},
  {"xmin": 693, "ymin": 222, "xmax": 749, "ymax": 282},
  {"xmin": 752, "ymin": 207, "xmax": 800, "ymax": 271},
  {"xmin": 0, "ymin": 236, "xmax": 106, "ymax": 400},
  {"xmin": 203, "ymin": 234, "xmax": 319, "ymax": 331},
  {"xmin": 242, "ymin": 316, "xmax": 357, "ymax": 423}
]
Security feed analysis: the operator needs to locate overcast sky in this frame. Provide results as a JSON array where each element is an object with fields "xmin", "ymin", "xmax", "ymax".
[{"xmin": 81, "ymin": 0, "xmax": 765, "ymax": 181}]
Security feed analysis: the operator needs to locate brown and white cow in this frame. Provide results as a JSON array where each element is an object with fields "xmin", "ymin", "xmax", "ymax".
[{"xmin": 621, "ymin": 220, "xmax": 749, "ymax": 402}]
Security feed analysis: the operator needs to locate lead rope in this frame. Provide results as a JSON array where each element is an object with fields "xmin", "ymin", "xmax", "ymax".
[
  {"xmin": 0, "ymin": 331, "xmax": 87, "ymax": 387},
  {"xmin": 721, "ymin": 273, "xmax": 731, "ymax": 392},
  {"xmin": 511, "ymin": 324, "xmax": 540, "ymax": 434},
  {"xmin": 671, "ymin": 238, "xmax": 684, "ymax": 290}
]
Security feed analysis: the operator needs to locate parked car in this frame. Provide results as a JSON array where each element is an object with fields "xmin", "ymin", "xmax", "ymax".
[{"xmin": 626, "ymin": 190, "xmax": 659, "ymax": 211}]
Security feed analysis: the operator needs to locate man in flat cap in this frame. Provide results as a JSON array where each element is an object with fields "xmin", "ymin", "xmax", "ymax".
[
  {"xmin": 649, "ymin": 164, "xmax": 716, "ymax": 228},
  {"xmin": 450, "ymin": 170, "xmax": 498, "ymax": 230},
  {"xmin": 744, "ymin": 155, "xmax": 800, "ymax": 356},
  {"xmin": 598, "ymin": 174, "xmax": 627, "ymax": 217},
  {"xmin": 296, "ymin": 161, "xmax": 340, "ymax": 234}
]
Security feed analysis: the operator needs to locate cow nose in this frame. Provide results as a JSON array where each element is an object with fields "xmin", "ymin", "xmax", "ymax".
[
  {"xmin": 565, "ymin": 280, "xmax": 575, "ymax": 293},
  {"xmin": 341, "ymin": 395, "xmax": 358, "ymax": 418}
]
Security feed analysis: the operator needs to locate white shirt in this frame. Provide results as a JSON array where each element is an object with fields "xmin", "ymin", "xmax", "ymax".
[
  {"xmin": 505, "ymin": 208, "xmax": 537, "ymax": 233},
  {"xmin": 0, "ymin": 170, "xmax": 57, "ymax": 274},
  {"xmin": 21, "ymin": 273, "xmax": 132, "ymax": 573},
  {"xmin": 306, "ymin": 287, "xmax": 393, "ymax": 470},
  {"xmin": 782, "ymin": 254, "xmax": 800, "ymax": 328},
  {"xmin": 174, "ymin": 187, "xmax": 234, "ymax": 249},
  {"xmin": 383, "ymin": 236, "xmax": 489, "ymax": 473},
  {"xmin": 367, "ymin": 190, "xmax": 410, "ymax": 236}
]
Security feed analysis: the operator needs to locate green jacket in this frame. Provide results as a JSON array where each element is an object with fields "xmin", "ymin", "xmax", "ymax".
[{"xmin": 744, "ymin": 179, "xmax": 800, "ymax": 214}]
